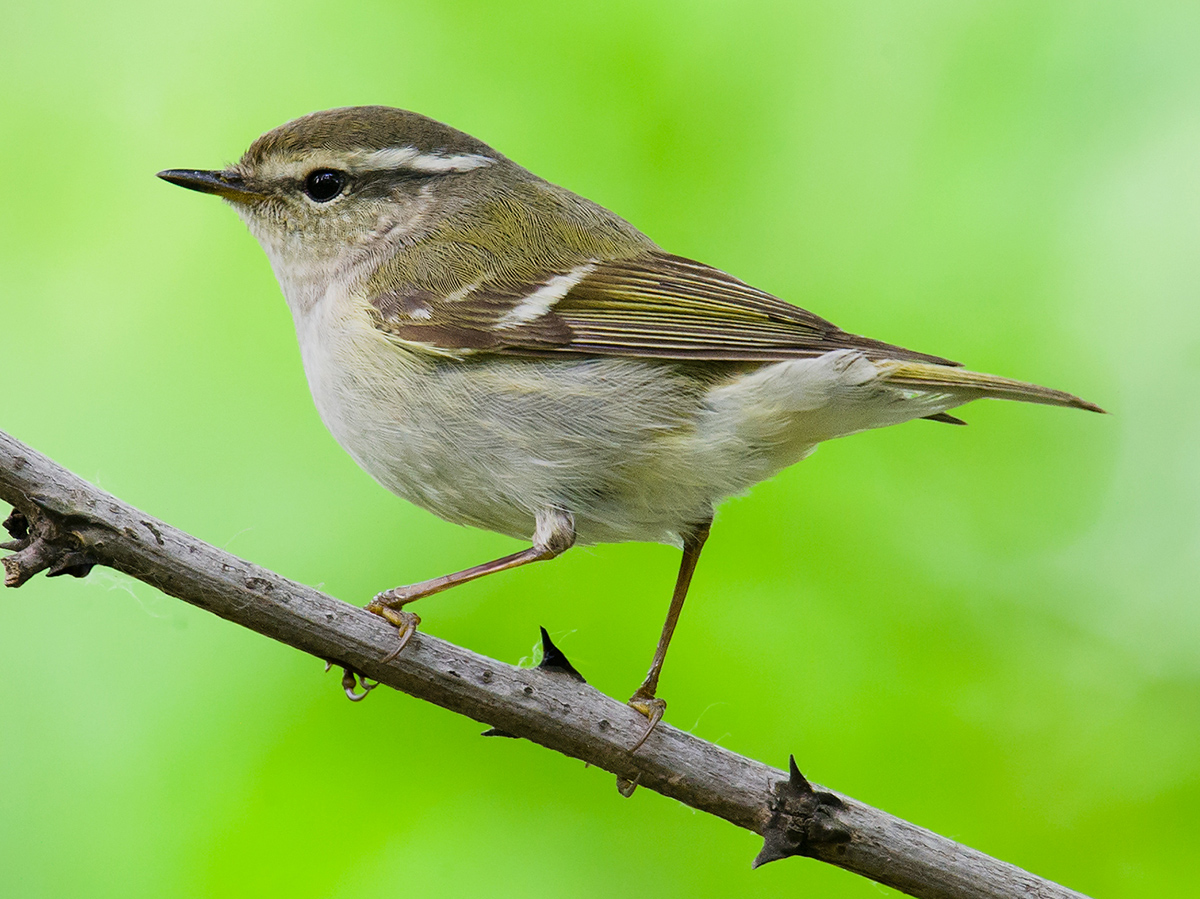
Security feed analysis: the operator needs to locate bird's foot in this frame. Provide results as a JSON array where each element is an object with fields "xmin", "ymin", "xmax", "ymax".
[
  {"xmin": 324, "ymin": 661, "xmax": 379, "ymax": 701},
  {"xmin": 627, "ymin": 688, "xmax": 666, "ymax": 753},
  {"xmin": 616, "ymin": 689, "xmax": 665, "ymax": 795},
  {"xmin": 366, "ymin": 592, "xmax": 422, "ymax": 662}
]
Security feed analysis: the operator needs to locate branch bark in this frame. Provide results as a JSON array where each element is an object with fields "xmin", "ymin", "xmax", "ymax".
[{"xmin": 0, "ymin": 428, "xmax": 1089, "ymax": 899}]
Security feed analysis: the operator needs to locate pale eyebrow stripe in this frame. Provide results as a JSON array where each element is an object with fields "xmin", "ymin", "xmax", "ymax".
[
  {"xmin": 354, "ymin": 146, "xmax": 495, "ymax": 173},
  {"xmin": 495, "ymin": 264, "xmax": 597, "ymax": 329},
  {"xmin": 254, "ymin": 147, "xmax": 496, "ymax": 183}
]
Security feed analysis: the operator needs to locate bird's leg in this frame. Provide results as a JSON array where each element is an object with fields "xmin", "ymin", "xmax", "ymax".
[
  {"xmin": 628, "ymin": 516, "xmax": 712, "ymax": 751},
  {"xmin": 367, "ymin": 508, "xmax": 575, "ymax": 661}
]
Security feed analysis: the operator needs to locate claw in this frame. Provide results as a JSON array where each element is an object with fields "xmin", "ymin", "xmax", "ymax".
[
  {"xmin": 367, "ymin": 604, "xmax": 421, "ymax": 663},
  {"xmin": 616, "ymin": 772, "xmax": 641, "ymax": 798},
  {"xmin": 326, "ymin": 662, "xmax": 378, "ymax": 701},
  {"xmin": 342, "ymin": 668, "xmax": 378, "ymax": 701},
  {"xmin": 627, "ymin": 694, "xmax": 666, "ymax": 752}
]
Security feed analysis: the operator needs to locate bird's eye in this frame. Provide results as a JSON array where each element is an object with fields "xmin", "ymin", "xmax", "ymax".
[{"xmin": 303, "ymin": 169, "xmax": 346, "ymax": 202}]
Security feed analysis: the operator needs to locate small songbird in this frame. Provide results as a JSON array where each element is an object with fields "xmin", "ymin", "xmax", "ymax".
[{"xmin": 159, "ymin": 106, "xmax": 1102, "ymax": 749}]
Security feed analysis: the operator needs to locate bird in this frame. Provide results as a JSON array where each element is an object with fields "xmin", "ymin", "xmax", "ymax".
[{"xmin": 158, "ymin": 106, "xmax": 1102, "ymax": 750}]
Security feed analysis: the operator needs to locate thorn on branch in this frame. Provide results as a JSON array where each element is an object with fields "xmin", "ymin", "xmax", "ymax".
[
  {"xmin": 1, "ymin": 507, "xmax": 98, "ymax": 588},
  {"xmin": 3, "ymin": 509, "xmax": 30, "ymax": 542},
  {"xmin": 536, "ymin": 626, "xmax": 586, "ymax": 682},
  {"xmin": 752, "ymin": 755, "xmax": 851, "ymax": 869},
  {"xmin": 482, "ymin": 626, "xmax": 587, "ymax": 738},
  {"xmin": 46, "ymin": 553, "xmax": 97, "ymax": 579},
  {"xmin": 480, "ymin": 726, "xmax": 518, "ymax": 738}
]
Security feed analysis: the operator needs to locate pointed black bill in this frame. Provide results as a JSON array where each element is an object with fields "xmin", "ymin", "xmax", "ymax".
[
  {"xmin": 536, "ymin": 626, "xmax": 586, "ymax": 682},
  {"xmin": 157, "ymin": 168, "xmax": 263, "ymax": 202}
]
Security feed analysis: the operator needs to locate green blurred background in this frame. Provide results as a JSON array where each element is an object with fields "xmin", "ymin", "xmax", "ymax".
[{"xmin": 2, "ymin": 0, "xmax": 1197, "ymax": 896}]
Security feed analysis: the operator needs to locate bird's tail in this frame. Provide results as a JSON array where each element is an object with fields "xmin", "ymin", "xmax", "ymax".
[{"xmin": 878, "ymin": 361, "xmax": 1106, "ymax": 414}]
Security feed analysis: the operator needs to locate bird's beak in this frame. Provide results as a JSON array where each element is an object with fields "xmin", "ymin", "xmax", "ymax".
[{"xmin": 157, "ymin": 169, "xmax": 265, "ymax": 202}]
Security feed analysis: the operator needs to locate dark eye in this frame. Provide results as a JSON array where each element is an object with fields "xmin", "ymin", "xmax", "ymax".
[{"xmin": 304, "ymin": 169, "xmax": 346, "ymax": 202}]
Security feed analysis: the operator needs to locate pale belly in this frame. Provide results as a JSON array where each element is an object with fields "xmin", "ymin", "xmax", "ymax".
[
  {"xmin": 297, "ymin": 314, "xmax": 959, "ymax": 547},
  {"xmin": 308, "ymin": 346, "xmax": 750, "ymax": 545}
]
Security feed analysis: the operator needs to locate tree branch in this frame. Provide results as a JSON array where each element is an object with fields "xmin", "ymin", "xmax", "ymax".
[{"xmin": 0, "ymin": 428, "xmax": 1089, "ymax": 899}]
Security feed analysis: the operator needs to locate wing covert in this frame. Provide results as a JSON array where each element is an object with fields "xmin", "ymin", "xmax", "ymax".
[{"xmin": 367, "ymin": 250, "xmax": 958, "ymax": 366}]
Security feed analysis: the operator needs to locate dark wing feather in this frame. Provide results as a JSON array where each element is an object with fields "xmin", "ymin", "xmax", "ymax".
[{"xmin": 368, "ymin": 251, "xmax": 959, "ymax": 367}]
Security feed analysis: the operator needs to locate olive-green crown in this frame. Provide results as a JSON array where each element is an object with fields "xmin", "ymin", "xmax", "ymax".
[{"xmin": 240, "ymin": 106, "xmax": 500, "ymax": 168}]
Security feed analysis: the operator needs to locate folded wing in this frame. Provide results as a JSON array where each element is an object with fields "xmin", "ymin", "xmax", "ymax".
[{"xmin": 367, "ymin": 250, "xmax": 959, "ymax": 366}]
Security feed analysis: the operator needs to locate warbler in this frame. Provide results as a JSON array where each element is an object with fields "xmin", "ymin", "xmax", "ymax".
[{"xmin": 159, "ymin": 106, "xmax": 1102, "ymax": 749}]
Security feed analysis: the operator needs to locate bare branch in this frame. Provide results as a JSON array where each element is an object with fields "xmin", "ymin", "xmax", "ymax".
[{"xmin": 0, "ymin": 428, "xmax": 1090, "ymax": 899}]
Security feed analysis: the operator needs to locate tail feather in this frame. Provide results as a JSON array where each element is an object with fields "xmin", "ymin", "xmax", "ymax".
[{"xmin": 880, "ymin": 361, "xmax": 1106, "ymax": 414}]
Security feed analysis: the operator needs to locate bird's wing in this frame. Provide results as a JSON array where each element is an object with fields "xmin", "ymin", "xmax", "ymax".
[{"xmin": 366, "ymin": 250, "xmax": 958, "ymax": 366}]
